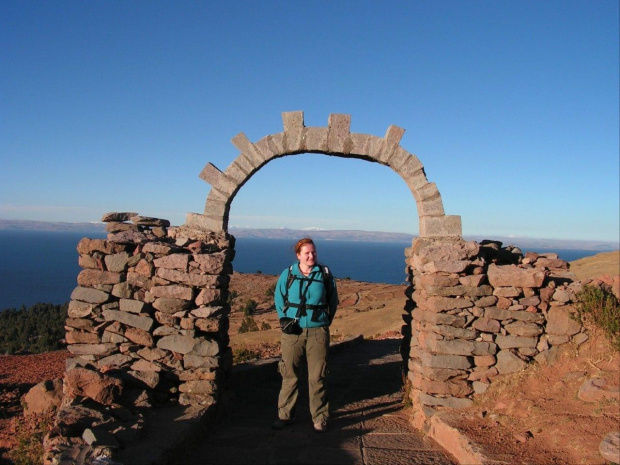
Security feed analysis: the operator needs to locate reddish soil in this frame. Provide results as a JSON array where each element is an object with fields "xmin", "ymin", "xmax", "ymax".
[
  {"xmin": 0, "ymin": 351, "xmax": 70, "ymax": 461},
  {"xmin": 450, "ymin": 330, "xmax": 620, "ymax": 465}
]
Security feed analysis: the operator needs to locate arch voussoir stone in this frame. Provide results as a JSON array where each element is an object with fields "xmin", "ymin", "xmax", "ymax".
[{"xmin": 327, "ymin": 113, "xmax": 352, "ymax": 153}]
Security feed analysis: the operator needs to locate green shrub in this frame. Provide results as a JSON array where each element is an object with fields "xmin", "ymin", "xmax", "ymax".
[
  {"xmin": 238, "ymin": 315, "xmax": 259, "ymax": 334},
  {"xmin": 233, "ymin": 346, "xmax": 262, "ymax": 364},
  {"xmin": 0, "ymin": 302, "xmax": 67, "ymax": 354},
  {"xmin": 575, "ymin": 285, "xmax": 620, "ymax": 351},
  {"xmin": 243, "ymin": 299, "xmax": 258, "ymax": 316},
  {"xmin": 265, "ymin": 283, "xmax": 276, "ymax": 297},
  {"xmin": 227, "ymin": 290, "xmax": 239, "ymax": 306},
  {"xmin": 8, "ymin": 414, "xmax": 53, "ymax": 465},
  {"xmin": 260, "ymin": 321, "xmax": 272, "ymax": 331}
]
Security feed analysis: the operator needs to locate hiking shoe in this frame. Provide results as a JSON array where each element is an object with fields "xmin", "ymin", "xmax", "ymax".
[
  {"xmin": 313, "ymin": 420, "xmax": 328, "ymax": 433},
  {"xmin": 272, "ymin": 418, "xmax": 293, "ymax": 430}
]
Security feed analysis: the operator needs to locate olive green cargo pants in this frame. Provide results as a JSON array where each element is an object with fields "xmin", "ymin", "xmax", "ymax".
[{"xmin": 277, "ymin": 326, "xmax": 330, "ymax": 423}]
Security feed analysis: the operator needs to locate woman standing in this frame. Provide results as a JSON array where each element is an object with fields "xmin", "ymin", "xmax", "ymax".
[{"xmin": 272, "ymin": 238, "xmax": 338, "ymax": 432}]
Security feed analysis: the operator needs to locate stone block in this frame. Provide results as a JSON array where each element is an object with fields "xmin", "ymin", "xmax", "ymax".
[
  {"xmin": 189, "ymin": 339, "xmax": 220, "ymax": 357},
  {"xmin": 424, "ymin": 323, "xmax": 477, "ymax": 340},
  {"xmin": 68, "ymin": 301, "xmax": 95, "ymax": 318},
  {"xmin": 107, "ymin": 230, "xmax": 149, "ymax": 244},
  {"xmin": 282, "ymin": 128, "xmax": 305, "ymax": 154},
  {"xmin": 67, "ymin": 343, "xmax": 117, "ymax": 356},
  {"xmin": 127, "ymin": 271, "xmax": 152, "ymax": 290},
  {"xmin": 495, "ymin": 335, "xmax": 538, "ymax": 349},
  {"xmin": 198, "ymin": 162, "xmax": 223, "ymax": 186},
  {"xmin": 376, "ymin": 125, "xmax": 405, "ymax": 163},
  {"xmin": 420, "ymin": 274, "xmax": 460, "ymax": 287},
  {"xmin": 137, "ymin": 347, "xmax": 166, "ymax": 362},
  {"xmin": 404, "ymin": 171, "xmax": 430, "ymax": 198},
  {"xmin": 104, "ymin": 252, "xmax": 130, "ymax": 272},
  {"xmin": 417, "ymin": 392, "xmax": 474, "ymax": 409},
  {"xmin": 71, "ymin": 287, "xmax": 110, "ymax": 304},
  {"xmin": 119, "ymin": 299, "xmax": 146, "ymax": 314},
  {"xmin": 156, "ymin": 334, "xmax": 197, "ymax": 354},
  {"xmin": 546, "ymin": 306, "xmax": 582, "ymax": 336},
  {"xmin": 409, "ymin": 372, "xmax": 473, "ymax": 397},
  {"xmin": 504, "ymin": 321, "xmax": 543, "ymax": 337},
  {"xmin": 97, "ymin": 354, "xmax": 133, "ymax": 368},
  {"xmin": 349, "ymin": 133, "xmax": 375, "ymax": 156},
  {"xmin": 579, "ymin": 377, "xmax": 618, "ymax": 403},
  {"xmin": 423, "ymin": 338, "xmax": 497, "ymax": 356},
  {"xmin": 474, "ymin": 295, "xmax": 498, "ymax": 308},
  {"xmin": 472, "ymin": 317, "xmax": 501, "ymax": 333},
  {"xmin": 424, "ymin": 296, "xmax": 473, "ymax": 312},
  {"xmin": 420, "ymin": 260, "xmax": 471, "ymax": 274},
  {"xmin": 519, "ymin": 295, "xmax": 541, "ymax": 306},
  {"xmin": 196, "ymin": 288, "xmax": 222, "ymax": 306},
  {"xmin": 253, "ymin": 133, "xmax": 285, "ymax": 161},
  {"xmin": 66, "ymin": 331, "xmax": 100, "ymax": 344},
  {"xmin": 190, "ymin": 306, "xmax": 224, "ymax": 318},
  {"xmin": 411, "ymin": 309, "xmax": 467, "ymax": 327},
  {"xmin": 101, "ymin": 212, "xmax": 138, "ymax": 222},
  {"xmin": 185, "ymin": 212, "xmax": 225, "ymax": 232},
  {"xmin": 153, "ymin": 254, "xmax": 190, "ymax": 271},
  {"xmin": 327, "ymin": 113, "xmax": 351, "ymax": 153},
  {"xmin": 493, "ymin": 286, "xmax": 522, "ymax": 297},
  {"xmin": 124, "ymin": 327, "xmax": 154, "ymax": 347},
  {"xmin": 495, "ymin": 350, "xmax": 527, "ymax": 374},
  {"xmin": 77, "ymin": 238, "xmax": 126, "ymax": 255},
  {"xmin": 414, "ymin": 365, "xmax": 467, "ymax": 382},
  {"xmin": 156, "ymin": 268, "xmax": 219, "ymax": 287},
  {"xmin": 193, "ymin": 252, "xmax": 227, "ymax": 274},
  {"xmin": 64, "ymin": 367, "xmax": 123, "ymax": 405},
  {"xmin": 387, "ymin": 146, "xmax": 414, "ymax": 171},
  {"xmin": 183, "ymin": 354, "xmax": 220, "ymax": 369},
  {"xmin": 488, "ymin": 264, "xmax": 545, "ymax": 288},
  {"xmin": 474, "ymin": 355, "xmax": 496, "ymax": 367},
  {"xmin": 152, "ymin": 298, "xmax": 191, "ymax": 314},
  {"xmin": 484, "ymin": 307, "xmax": 544, "ymax": 323},
  {"xmin": 599, "ymin": 432, "xmax": 620, "ymax": 465},
  {"xmin": 231, "ymin": 132, "xmax": 264, "ymax": 166},
  {"xmin": 418, "ymin": 352, "xmax": 472, "ymax": 370},
  {"xmin": 151, "ymin": 285, "xmax": 193, "ymax": 301},
  {"xmin": 23, "ymin": 379, "xmax": 63, "ymax": 416},
  {"xmin": 102, "ymin": 309, "xmax": 154, "ymax": 331},
  {"xmin": 112, "ymin": 282, "xmax": 132, "ymax": 299}
]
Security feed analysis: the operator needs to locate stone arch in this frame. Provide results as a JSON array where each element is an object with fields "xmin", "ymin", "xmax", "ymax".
[{"xmin": 186, "ymin": 111, "xmax": 461, "ymax": 238}]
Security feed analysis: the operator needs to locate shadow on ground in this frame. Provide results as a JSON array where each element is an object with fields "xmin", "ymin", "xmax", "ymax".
[{"xmin": 170, "ymin": 338, "xmax": 455, "ymax": 465}]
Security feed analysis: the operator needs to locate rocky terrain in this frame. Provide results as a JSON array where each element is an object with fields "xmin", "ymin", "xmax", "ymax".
[{"xmin": 0, "ymin": 250, "xmax": 618, "ymax": 464}]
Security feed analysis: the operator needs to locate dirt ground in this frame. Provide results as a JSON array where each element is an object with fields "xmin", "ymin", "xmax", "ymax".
[
  {"xmin": 450, "ymin": 330, "xmax": 619, "ymax": 465},
  {"xmin": 1, "ymin": 251, "xmax": 618, "ymax": 464}
]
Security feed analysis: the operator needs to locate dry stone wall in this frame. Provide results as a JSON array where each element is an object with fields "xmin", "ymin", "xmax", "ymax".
[
  {"xmin": 48, "ymin": 213, "xmax": 234, "ymax": 463},
  {"xmin": 403, "ymin": 237, "xmax": 588, "ymax": 411}
]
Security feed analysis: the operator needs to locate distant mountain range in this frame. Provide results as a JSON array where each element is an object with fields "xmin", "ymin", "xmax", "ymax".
[
  {"xmin": 0, "ymin": 219, "xmax": 617, "ymax": 251},
  {"xmin": 229, "ymin": 227, "xmax": 618, "ymax": 251},
  {"xmin": 0, "ymin": 219, "xmax": 106, "ymax": 234}
]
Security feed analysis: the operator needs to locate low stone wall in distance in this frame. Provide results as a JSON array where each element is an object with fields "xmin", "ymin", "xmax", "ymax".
[
  {"xmin": 404, "ymin": 238, "xmax": 588, "ymax": 410},
  {"xmin": 47, "ymin": 213, "xmax": 234, "ymax": 462}
]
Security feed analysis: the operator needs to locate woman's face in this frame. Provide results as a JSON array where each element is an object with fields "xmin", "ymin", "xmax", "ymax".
[{"xmin": 297, "ymin": 243, "xmax": 317, "ymax": 268}]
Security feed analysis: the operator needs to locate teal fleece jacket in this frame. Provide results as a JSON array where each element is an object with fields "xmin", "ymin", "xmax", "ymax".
[{"xmin": 274, "ymin": 262, "xmax": 339, "ymax": 328}]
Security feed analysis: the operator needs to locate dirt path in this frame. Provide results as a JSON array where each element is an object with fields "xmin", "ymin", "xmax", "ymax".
[{"xmin": 177, "ymin": 338, "xmax": 457, "ymax": 465}]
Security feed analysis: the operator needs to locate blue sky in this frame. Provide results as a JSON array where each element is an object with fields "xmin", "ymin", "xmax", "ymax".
[{"xmin": 1, "ymin": 1, "xmax": 618, "ymax": 243}]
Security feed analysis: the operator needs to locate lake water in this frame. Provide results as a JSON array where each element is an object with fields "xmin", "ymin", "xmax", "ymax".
[{"xmin": 0, "ymin": 231, "xmax": 612, "ymax": 311}]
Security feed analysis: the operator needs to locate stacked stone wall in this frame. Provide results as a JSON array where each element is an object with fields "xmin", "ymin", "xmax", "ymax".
[
  {"xmin": 49, "ymin": 213, "xmax": 234, "ymax": 461},
  {"xmin": 404, "ymin": 238, "xmax": 589, "ymax": 410}
]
